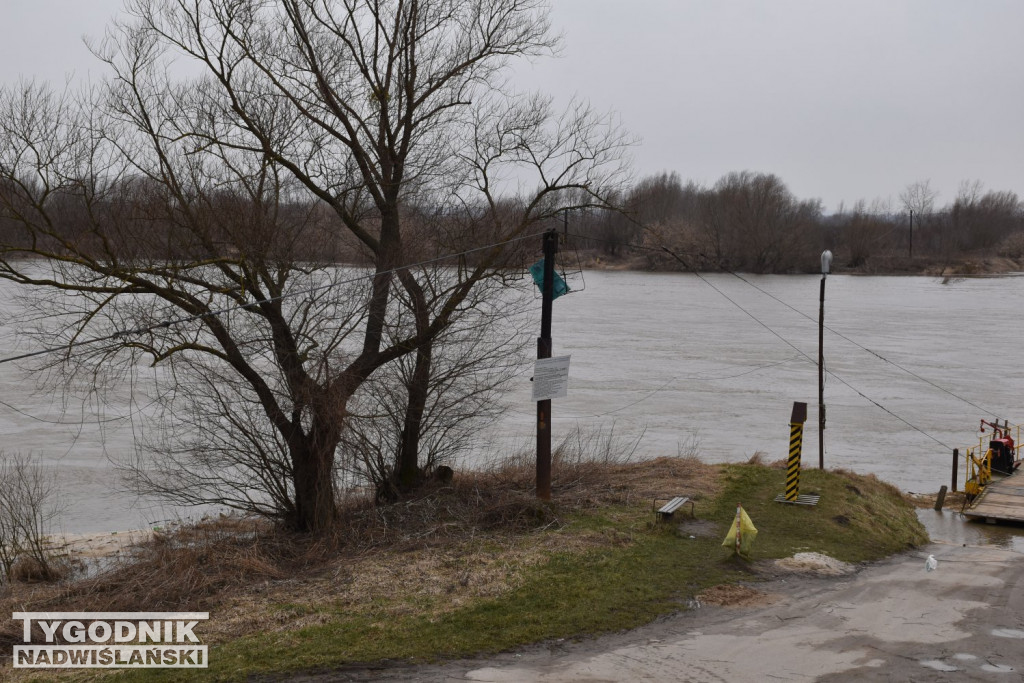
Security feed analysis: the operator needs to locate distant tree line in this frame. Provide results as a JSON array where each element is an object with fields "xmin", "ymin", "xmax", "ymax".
[
  {"xmin": 568, "ymin": 172, "xmax": 1024, "ymax": 273},
  {"xmin": 5, "ymin": 170, "xmax": 1020, "ymax": 278}
]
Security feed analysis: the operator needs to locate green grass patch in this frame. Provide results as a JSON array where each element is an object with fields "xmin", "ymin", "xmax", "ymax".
[
  {"xmin": 101, "ymin": 464, "xmax": 927, "ymax": 682},
  {"xmin": 708, "ymin": 464, "xmax": 929, "ymax": 562}
]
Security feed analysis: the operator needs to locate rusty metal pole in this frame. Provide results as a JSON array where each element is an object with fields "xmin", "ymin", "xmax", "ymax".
[{"xmin": 536, "ymin": 229, "xmax": 558, "ymax": 500}]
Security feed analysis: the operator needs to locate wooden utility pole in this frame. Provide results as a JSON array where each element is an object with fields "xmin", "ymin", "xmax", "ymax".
[{"xmin": 536, "ymin": 230, "xmax": 558, "ymax": 500}]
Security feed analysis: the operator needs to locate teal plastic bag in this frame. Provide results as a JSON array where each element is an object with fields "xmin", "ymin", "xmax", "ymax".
[{"xmin": 529, "ymin": 259, "xmax": 569, "ymax": 299}]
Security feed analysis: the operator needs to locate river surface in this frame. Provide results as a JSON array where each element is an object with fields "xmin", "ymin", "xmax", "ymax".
[{"xmin": 1, "ymin": 271, "xmax": 1023, "ymax": 533}]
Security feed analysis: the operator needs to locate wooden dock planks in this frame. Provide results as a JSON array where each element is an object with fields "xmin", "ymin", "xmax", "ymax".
[{"xmin": 964, "ymin": 471, "xmax": 1024, "ymax": 523}]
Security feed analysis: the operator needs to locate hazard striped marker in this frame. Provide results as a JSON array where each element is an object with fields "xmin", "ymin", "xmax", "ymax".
[
  {"xmin": 786, "ymin": 421, "xmax": 803, "ymax": 500},
  {"xmin": 775, "ymin": 402, "xmax": 820, "ymax": 506}
]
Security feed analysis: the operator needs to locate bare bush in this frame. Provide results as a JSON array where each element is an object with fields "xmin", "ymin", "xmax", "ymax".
[
  {"xmin": 997, "ymin": 232, "xmax": 1024, "ymax": 259},
  {"xmin": 484, "ymin": 423, "xmax": 645, "ymax": 493},
  {"xmin": 950, "ymin": 184, "xmax": 1022, "ymax": 250},
  {"xmin": 0, "ymin": 453, "xmax": 64, "ymax": 583}
]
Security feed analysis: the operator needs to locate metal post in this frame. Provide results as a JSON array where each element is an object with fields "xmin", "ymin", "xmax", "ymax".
[
  {"xmin": 536, "ymin": 229, "xmax": 558, "ymax": 501},
  {"xmin": 952, "ymin": 448, "xmax": 959, "ymax": 492},
  {"xmin": 818, "ymin": 275, "xmax": 825, "ymax": 469},
  {"xmin": 818, "ymin": 250, "xmax": 831, "ymax": 470}
]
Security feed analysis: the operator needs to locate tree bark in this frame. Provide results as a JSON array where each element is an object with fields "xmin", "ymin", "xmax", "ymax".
[
  {"xmin": 396, "ymin": 338, "xmax": 432, "ymax": 491},
  {"xmin": 289, "ymin": 424, "xmax": 339, "ymax": 532}
]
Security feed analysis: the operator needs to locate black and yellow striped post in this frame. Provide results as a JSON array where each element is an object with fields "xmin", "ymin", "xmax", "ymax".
[
  {"xmin": 776, "ymin": 402, "xmax": 819, "ymax": 506},
  {"xmin": 786, "ymin": 415, "xmax": 805, "ymax": 501},
  {"xmin": 786, "ymin": 401, "xmax": 802, "ymax": 501}
]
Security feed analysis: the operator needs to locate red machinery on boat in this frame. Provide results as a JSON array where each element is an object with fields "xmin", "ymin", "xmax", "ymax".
[
  {"xmin": 980, "ymin": 419, "xmax": 1017, "ymax": 476},
  {"xmin": 962, "ymin": 420, "xmax": 1021, "ymax": 501}
]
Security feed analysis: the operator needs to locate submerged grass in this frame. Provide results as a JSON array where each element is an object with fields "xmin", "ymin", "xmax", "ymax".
[{"xmin": 2, "ymin": 456, "xmax": 926, "ymax": 681}]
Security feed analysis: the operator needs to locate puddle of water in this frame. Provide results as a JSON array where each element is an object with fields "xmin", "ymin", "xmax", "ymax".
[
  {"xmin": 991, "ymin": 629, "xmax": 1024, "ymax": 639},
  {"xmin": 953, "ymin": 653, "xmax": 978, "ymax": 661},
  {"xmin": 916, "ymin": 509, "xmax": 1024, "ymax": 552},
  {"xmin": 920, "ymin": 659, "xmax": 958, "ymax": 672},
  {"xmin": 980, "ymin": 664, "xmax": 1015, "ymax": 673}
]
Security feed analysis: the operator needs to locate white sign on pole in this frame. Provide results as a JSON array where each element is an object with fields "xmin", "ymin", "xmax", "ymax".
[{"xmin": 533, "ymin": 355, "xmax": 571, "ymax": 401}]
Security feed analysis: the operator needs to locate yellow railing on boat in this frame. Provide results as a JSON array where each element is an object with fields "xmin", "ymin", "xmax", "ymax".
[{"xmin": 962, "ymin": 421, "xmax": 1022, "ymax": 499}]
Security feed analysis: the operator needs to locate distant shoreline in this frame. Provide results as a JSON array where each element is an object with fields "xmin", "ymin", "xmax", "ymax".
[{"xmin": 574, "ymin": 249, "xmax": 1024, "ymax": 277}]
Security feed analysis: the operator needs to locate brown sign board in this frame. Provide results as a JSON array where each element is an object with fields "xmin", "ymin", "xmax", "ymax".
[{"xmin": 790, "ymin": 401, "xmax": 808, "ymax": 424}]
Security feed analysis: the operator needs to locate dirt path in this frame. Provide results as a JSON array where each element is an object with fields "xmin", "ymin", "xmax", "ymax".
[{"xmin": 323, "ymin": 541, "xmax": 1024, "ymax": 681}]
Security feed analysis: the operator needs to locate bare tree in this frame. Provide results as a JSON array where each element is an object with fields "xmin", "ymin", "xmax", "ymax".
[
  {"xmin": 834, "ymin": 199, "xmax": 902, "ymax": 267},
  {"xmin": 899, "ymin": 179, "xmax": 938, "ymax": 215},
  {"xmin": 899, "ymin": 179, "xmax": 938, "ymax": 223},
  {"xmin": 950, "ymin": 181, "xmax": 1022, "ymax": 250},
  {"xmin": 696, "ymin": 171, "xmax": 821, "ymax": 273},
  {"xmin": 0, "ymin": 0, "xmax": 630, "ymax": 531},
  {"xmin": 342, "ymin": 274, "xmax": 531, "ymax": 500}
]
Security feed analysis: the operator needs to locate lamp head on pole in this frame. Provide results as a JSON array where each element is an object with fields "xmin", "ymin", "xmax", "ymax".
[{"xmin": 821, "ymin": 250, "xmax": 833, "ymax": 275}]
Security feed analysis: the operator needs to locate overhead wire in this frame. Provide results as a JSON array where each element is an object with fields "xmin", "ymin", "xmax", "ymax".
[
  {"xmin": 563, "ymin": 229, "xmax": 958, "ymax": 450},
  {"xmin": 0, "ymin": 221, "xmax": 975, "ymax": 454},
  {"xmin": 726, "ymin": 270, "xmax": 1003, "ymax": 421},
  {"xmin": 558, "ymin": 354, "xmax": 806, "ymax": 420},
  {"xmin": 654, "ymin": 242, "xmax": 954, "ymax": 450},
  {"xmin": 0, "ymin": 394, "xmax": 162, "ymax": 426}
]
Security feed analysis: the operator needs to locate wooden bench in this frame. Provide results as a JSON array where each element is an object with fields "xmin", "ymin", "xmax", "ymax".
[{"xmin": 655, "ymin": 496, "xmax": 695, "ymax": 522}]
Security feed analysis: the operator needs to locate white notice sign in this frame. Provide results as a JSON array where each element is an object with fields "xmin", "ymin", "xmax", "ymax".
[{"xmin": 533, "ymin": 355, "xmax": 571, "ymax": 401}]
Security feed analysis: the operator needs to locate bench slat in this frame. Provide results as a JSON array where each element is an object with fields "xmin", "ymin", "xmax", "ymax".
[{"xmin": 656, "ymin": 496, "xmax": 694, "ymax": 519}]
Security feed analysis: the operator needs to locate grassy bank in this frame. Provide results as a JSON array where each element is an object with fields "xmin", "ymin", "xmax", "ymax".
[{"xmin": 3, "ymin": 457, "xmax": 926, "ymax": 681}]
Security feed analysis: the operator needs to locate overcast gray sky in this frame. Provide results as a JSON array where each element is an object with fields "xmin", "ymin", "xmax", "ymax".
[{"xmin": 1, "ymin": 0, "xmax": 1021, "ymax": 213}]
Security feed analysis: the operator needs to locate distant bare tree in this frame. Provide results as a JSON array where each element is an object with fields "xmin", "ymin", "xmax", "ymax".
[
  {"xmin": 696, "ymin": 171, "xmax": 821, "ymax": 272},
  {"xmin": 899, "ymin": 180, "xmax": 938, "ymax": 219},
  {"xmin": 836, "ymin": 199, "xmax": 900, "ymax": 267},
  {"xmin": 950, "ymin": 181, "xmax": 1022, "ymax": 250},
  {"xmin": 899, "ymin": 180, "xmax": 939, "ymax": 254}
]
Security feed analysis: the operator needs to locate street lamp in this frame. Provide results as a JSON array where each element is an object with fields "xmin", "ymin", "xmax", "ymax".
[{"xmin": 818, "ymin": 250, "xmax": 832, "ymax": 469}]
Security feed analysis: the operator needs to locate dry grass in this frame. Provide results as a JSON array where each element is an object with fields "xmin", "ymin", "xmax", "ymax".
[
  {"xmin": 0, "ymin": 452, "xmax": 720, "ymax": 664},
  {"xmin": 697, "ymin": 584, "xmax": 776, "ymax": 608},
  {"xmin": 0, "ymin": 457, "xmax": 930, "ymax": 680}
]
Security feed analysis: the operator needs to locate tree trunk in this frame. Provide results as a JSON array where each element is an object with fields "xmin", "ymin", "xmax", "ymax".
[
  {"xmin": 396, "ymin": 338, "xmax": 432, "ymax": 491},
  {"xmin": 290, "ymin": 425, "xmax": 339, "ymax": 532}
]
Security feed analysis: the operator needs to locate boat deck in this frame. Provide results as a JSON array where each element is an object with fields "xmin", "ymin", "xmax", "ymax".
[{"xmin": 964, "ymin": 470, "xmax": 1024, "ymax": 523}]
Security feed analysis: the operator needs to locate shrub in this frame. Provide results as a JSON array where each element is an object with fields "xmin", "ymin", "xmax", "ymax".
[{"xmin": 0, "ymin": 453, "xmax": 65, "ymax": 583}]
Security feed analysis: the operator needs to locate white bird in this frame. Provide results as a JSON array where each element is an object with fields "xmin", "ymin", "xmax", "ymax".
[{"xmin": 925, "ymin": 554, "xmax": 938, "ymax": 572}]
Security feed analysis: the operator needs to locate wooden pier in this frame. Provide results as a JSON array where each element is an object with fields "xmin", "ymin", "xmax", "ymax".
[{"xmin": 964, "ymin": 470, "xmax": 1024, "ymax": 523}]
